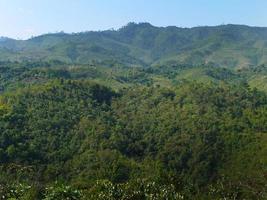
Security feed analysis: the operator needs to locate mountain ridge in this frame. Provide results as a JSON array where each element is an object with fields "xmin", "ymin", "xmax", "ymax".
[
  {"xmin": 1, "ymin": 22, "xmax": 267, "ymax": 68},
  {"xmin": 2, "ymin": 23, "xmax": 267, "ymax": 199},
  {"xmin": 2, "ymin": 23, "xmax": 266, "ymax": 41}
]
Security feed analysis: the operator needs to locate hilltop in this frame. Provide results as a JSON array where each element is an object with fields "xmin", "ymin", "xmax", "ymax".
[{"xmin": 1, "ymin": 23, "xmax": 267, "ymax": 68}]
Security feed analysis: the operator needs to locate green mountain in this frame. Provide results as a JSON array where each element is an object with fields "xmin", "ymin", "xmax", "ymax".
[
  {"xmin": 1, "ymin": 23, "xmax": 267, "ymax": 68},
  {"xmin": 2, "ymin": 23, "xmax": 267, "ymax": 199}
]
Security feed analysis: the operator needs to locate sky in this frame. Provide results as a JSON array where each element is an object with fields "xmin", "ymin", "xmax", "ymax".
[{"xmin": 0, "ymin": 0, "xmax": 267, "ymax": 39}]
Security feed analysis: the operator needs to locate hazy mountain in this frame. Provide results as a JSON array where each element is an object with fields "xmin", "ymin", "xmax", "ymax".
[
  {"xmin": 0, "ymin": 37, "xmax": 10, "ymax": 42},
  {"xmin": 1, "ymin": 22, "xmax": 267, "ymax": 68}
]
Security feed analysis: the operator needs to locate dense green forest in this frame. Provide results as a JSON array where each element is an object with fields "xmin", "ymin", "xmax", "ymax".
[
  {"xmin": 0, "ymin": 59, "xmax": 267, "ymax": 199},
  {"xmin": 1, "ymin": 23, "xmax": 267, "ymax": 199}
]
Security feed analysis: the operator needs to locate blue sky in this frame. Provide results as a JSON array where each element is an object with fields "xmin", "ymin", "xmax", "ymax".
[{"xmin": 0, "ymin": 0, "xmax": 267, "ymax": 39}]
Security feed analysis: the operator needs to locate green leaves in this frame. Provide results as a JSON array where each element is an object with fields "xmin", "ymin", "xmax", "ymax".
[
  {"xmin": 44, "ymin": 183, "xmax": 82, "ymax": 200},
  {"xmin": 0, "ymin": 78, "xmax": 267, "ymax": 199}
]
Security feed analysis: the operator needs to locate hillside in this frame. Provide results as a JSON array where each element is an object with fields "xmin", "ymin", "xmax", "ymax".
[
  {"xmin": 1, "ymin": 23, "xmax": 267, "ymax": 68},
  {"xmin": 0, "ymin": 59, "xmax": 267, "ymax": 199},
  {"xmin": 1, "ymin": 78, "xmax": 267, "ymax": 199},
  {"xmin": 1, "ymin": 22, "xmax": 267, "ymax": 199}
]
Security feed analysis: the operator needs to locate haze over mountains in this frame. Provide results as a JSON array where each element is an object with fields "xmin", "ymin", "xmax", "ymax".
[{"xmin": 1, "ymin": 22, "xmax": 267, "ymax": 68}]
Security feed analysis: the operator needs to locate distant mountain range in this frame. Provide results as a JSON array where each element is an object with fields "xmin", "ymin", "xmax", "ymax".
[
  {"xmin": 0, "ymin": 37, "xmax": 11, "ymax": 42},
  {"xmin": 1, "ymin": 22, "xmax": 267, "ymax": 68}
]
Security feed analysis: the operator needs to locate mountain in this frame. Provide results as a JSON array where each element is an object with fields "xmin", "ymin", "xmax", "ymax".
[
  {"xmin": 2, "ymin": 23, "xmax": 267, "ymax": 199},
  {"xmin": 1, "ymin": 23, "xmax": 267, "ymax": 68},
  {"xmin": 0, "ymin": 37, "xmax": 11, "ymax": 42}
]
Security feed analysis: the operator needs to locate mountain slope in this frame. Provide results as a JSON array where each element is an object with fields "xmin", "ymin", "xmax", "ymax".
[{"xmin": 1, "ymin": 23, "xmax": 267, "ymax": 68}]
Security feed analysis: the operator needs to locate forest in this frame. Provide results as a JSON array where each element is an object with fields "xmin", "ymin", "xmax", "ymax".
[
  {"xmin": 1, "ymin": 22, "xmax": 267, "ymax": 199},
  {"xmin": 0, "ymin": 58, "xmax": 267, "ymax": 199}
]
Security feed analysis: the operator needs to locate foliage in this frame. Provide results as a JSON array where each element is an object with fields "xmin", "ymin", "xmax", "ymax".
[
  {"xmin": 1, "ymin": 59, "xmax": 267, "ymax": 199},
  {"xmin": 85, "ymin": 179, "xmax": 184, "ymax": 200},
  {"xmin": 44, "ymin": 183, "xmax": 82, "ymax": 200}
]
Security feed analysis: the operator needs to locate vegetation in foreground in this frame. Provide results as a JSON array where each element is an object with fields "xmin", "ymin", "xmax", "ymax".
[{"xmin": 0, "ymin": 59, "xmax": 267, "ymax": 199}]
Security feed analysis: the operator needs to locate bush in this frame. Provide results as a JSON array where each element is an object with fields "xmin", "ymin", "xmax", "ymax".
[{"xmin": 44, "ymin": 183, "xmax": 82, "ymax": 200}]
